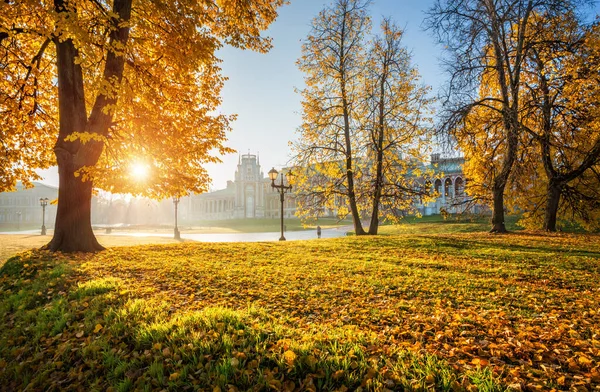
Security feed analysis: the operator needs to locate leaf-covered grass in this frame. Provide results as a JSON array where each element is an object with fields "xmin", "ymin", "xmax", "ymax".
[{"xmin": 1, "ymin": 231, "xmax": 599, "ymax": 391}]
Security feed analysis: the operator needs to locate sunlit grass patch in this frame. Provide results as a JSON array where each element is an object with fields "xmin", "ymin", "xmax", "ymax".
[{"xmin": 74, "ymin": 276, "xmax": 122, "ymax": 298}]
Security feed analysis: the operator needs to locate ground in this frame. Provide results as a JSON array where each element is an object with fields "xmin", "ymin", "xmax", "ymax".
[{"xmin": 1, "ymin": 218, "xmax": 599, "ymax": 391}]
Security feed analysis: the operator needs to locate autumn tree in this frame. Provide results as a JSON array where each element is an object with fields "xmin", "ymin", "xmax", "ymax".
[
  {"xmin": 293, "ymin": 0, "xmax": 371, "ymax": 235},
  {"xmin": 426, "ymin": 0, "xmax": 584, "ymax": 233},
  {"xmin": 518, "ymin": 17, "xmax": 600, "ymax": 231},
  {"xmin": 361, "ymin": 18, "xmax": 434, "ymax": 234},
  {"xmin": 0, "ymin": 0, "xmax": 284, "ymax": 251}
]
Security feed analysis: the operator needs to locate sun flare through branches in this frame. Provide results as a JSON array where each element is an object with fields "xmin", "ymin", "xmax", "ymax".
[{"xmin": 130, "ymin": 162, "xmax": 150, "ymax": 181}]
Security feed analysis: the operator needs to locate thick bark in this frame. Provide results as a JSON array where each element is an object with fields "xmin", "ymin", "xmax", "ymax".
[
  {"xmin": 48, "ymin": 149, "xmax": 105, "ymax": 251},
  {"xmin": 46, "ymin": 17, "xmax": 104, "ymax": 252},
  {"xmin": 543, "ymin": 180, "xmax": 561, "ymax": 232},
  {"xmin": 46, "ymin": 0, "xmax": 132, "ymax": 252}
]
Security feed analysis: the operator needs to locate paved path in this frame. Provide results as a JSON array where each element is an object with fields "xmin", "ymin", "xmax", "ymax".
[{"xmin": 0, "ymin": 227, "xmax": 351, "ymax": 242}]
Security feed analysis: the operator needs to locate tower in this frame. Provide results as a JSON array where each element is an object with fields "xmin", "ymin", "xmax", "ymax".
[{"xmin": 234, "ymin": 152, "xmax": 266, "ymax": 218}]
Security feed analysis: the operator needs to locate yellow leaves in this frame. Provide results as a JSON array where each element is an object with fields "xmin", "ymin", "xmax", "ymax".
[
  {"xmin": 1, "ymin": 0, "xmax": 284, "ymax": 196},
  {"xmin": 93, "ymin": 323, "xmax": 103, "ymax": 333},
  {"xmin": 282, "ymin": 350, "xmax": 296, "ymax": 365},
  {"xmin": 3, "ymin": 233, "xmax": 600, "ymax": 390},
  {"xmin": 63, "ymin": 132, "xmax": 107, "ymax": 145},
  {"xmin": 578, "ymin": 355, "xmax": 592, "ymax": 366},
  {"xmin": 470, "ymin": 357, "xmax": 489, "ymax": 367}
]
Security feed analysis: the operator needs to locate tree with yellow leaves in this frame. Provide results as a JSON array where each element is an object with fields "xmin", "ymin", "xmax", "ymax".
[
  {"xmin": 293, "ymin": 0, "xmax": 371, "ymax": 235},
  {"xmin": 1, "ymin": 0, "xmax": 285, "ymax": 251},
  {"xmin": 518, "ymin": 16, "xmax": 600, "ymax": 231},
  {"xmin": 293, "ymin": 2, "xmax": 434, "ymax": 234},
  {"xmin": 427, "ymin": 0, "xmax": 586, "ymax": 233},
  {"xmin": 361, "ymin": 18, "xmax": 434, "ymax": 234}
]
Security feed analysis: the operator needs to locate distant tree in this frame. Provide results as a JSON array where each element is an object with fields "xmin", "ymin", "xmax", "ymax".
[
  {"xmin": 361, "ymin": 18, "xmax": 434, "ymax": 234},
  {"xmin": 293, "ymin": 0, "xmax": 371, "ymax": 235},
  {"xmin": 426, "ymin": 0, "xmax": 585, "ymax": 233},
  {"xmin": 0, "ymin": 0, "xmax": 284, "ymax": 251}
]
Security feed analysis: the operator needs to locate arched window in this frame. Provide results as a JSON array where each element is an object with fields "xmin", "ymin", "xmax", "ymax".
[
  {"xmin": 445, "ymin": 178, "xmax": 453, "ymax": 197},
  {"xmin": 434, "ymin": 179, "xmax": 442, "ymax": 195},
  {"xmin": 455, "ymin": 177, "xmax": 464, "ymax": 196}
]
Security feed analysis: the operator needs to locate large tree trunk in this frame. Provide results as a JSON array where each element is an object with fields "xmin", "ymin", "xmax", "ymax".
[
  {"xmin": 543, "ymin": 180, "xmax": 561, "ymax": 232},
  {"xmin": 46, "ymin": 21, "xmax": 104, "ymax": 252},
  {"xmin": 45, "ymin": 0, "xmax": 132, "ymax": 252},
  {"xmin": 48, "ymin": 150, "xmax": 104, "ymax": 251}
]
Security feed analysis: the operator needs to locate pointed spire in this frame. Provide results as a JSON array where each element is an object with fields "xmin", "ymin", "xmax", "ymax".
[
  {"xmin": 257, "ymin": 151, "xmax": 260, "ymax": 165},
  {"xmin": 238, "ymin": 152, "xmax": 241, "ymax": 165}
]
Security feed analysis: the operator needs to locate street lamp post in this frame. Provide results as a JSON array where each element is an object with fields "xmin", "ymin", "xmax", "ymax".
[
  {"xmin": 268, "ymin": 168, "xmax": 294, "ymax": 241},
  {"xmin": 172, "ymin": 196, "xmax": 181, "ymax": 240},
  {"xmin": 39, "ymin": 198, "xmax": 49, "ymax": 235}
]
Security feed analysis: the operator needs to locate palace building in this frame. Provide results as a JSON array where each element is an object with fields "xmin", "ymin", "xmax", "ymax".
[
  {"xmin": 0, "ymin": 182, "xmax": 58, "ymax": 229},
  {"xmin": 183, "ymin": 152, "xmax": 475, "ymax": 221},
  {"xmin": 184, "ymin": 153, "xmax": 296, "ymax": 221},
  {"xmin": 0, "ymin": 153, "xmax": 477, "ymax": 228}
]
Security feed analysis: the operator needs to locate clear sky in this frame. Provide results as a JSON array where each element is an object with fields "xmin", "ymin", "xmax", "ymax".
[
  {"xmin": 39, "ymin": 0, "xmax": 599, "ymax": 192},
  {"xmin": 205, "ymin": 0, "xmax": 441, "ymax": 190}
]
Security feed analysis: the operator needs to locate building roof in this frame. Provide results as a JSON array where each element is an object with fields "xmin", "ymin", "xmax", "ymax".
[{"xmin": 196, "ymin": 186, "xmax": 236, "ymax": 199}]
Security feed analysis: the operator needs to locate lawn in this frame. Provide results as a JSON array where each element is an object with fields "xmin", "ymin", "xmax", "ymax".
[
  {"xmin": 0, "ymin": 234, "xmax": 187, "ymax": 265},
  {"xmin": 1, "ymin": 227, "xmax": 599, "ymax": 390}
]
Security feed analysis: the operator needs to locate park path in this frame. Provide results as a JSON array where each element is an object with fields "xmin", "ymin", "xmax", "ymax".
[{"xmin": 0, "ymin": 226, "xmax": 350, "ymax": 242}]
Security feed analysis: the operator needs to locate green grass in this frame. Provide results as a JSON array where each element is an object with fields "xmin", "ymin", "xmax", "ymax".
[
  {"xmin": 377, "ymin": 214, "xmax": 523, "ymax": 234},
  {"xmin": 1, "ymin": 225, "xmax": 599, "ymax": 390}
]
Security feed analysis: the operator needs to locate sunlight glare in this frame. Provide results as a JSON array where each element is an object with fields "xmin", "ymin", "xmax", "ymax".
[{"xmin": 130, "ymin": 162, "xmax": 150, "ymax": 181}]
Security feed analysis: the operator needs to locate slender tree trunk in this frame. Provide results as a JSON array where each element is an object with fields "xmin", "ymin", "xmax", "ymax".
[
  {"xmin": 368, "ymin": 163, "xmax": 382, "ymax": 235},
  {"xmin": 340, "ymin": 24, "xmax": 365, "ymax": 236},
  {"xmin": 346, "ymin": 149, "xmax": 365, "ymax": 235},
  {"xmin": 490, "ymin": 180, "xmax": 508, "ymax": 233},
  {"xmin": 368, "ymin": 186, "xmax": 381, "ymax": 234},
  {"xmin": 543, "ymin": 180, "xmax": 561, "ymax": 232},
  {"xmin": 490, "ymin": 125, "xmax": 518, "ymax": 233},
  {"xmin": 368, "ymin": 73, "xmax": 386, "ymax": 235},
  {"xmin": 342, "ymin": 90, "xmax": 364, "ymax": 235}
]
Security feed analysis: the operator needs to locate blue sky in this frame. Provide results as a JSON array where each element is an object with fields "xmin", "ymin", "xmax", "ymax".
[
  {"xmin": 39, "ymin": 0, "xmax": 599, "ymax": 191},
  {"xmin": 206, "ymin": 0, "xmax": 440, "ymax": 189}
]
